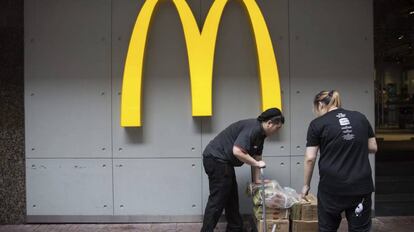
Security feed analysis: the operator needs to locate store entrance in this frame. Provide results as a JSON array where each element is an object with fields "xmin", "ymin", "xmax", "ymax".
[{"xmin": 374, "ymin": 0, "xmax": 414, "ymax": 216}]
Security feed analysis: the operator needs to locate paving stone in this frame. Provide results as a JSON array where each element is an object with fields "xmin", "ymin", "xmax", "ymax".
[
  {"xmin": 176, "ymin": 223, "xmax": 202, "ymax": 232},
  {"xmin": 0, "ymin": 217, "xmax": 414, "ymax": 232},
  {"xmin": 150, "ymin": 223, "xmax": 177, "ymax": 232}
]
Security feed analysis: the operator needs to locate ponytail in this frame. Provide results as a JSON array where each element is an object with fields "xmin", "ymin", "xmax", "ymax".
[{"xmin": 313, "ymin": 90, "xmax": 341, "ymax": 111}]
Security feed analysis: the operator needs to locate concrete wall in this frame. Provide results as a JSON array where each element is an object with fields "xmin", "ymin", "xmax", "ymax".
[{"xmin": 24, "ymin": 0, "xmax": 375, "ymax": 222}]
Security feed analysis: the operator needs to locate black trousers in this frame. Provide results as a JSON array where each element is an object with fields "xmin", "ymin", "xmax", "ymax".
[
  {"xmin": 318, "ymin": 190, "xmax": 372, "ymax": 232},
  {"xmin": 201, "ymin": 156, "xmax": 243, "ymax": 232}
]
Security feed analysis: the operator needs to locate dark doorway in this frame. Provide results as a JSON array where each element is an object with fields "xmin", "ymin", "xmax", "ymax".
[{"xmin": 374, "ymin": 0, "xmax": 414, "ymax": 216}]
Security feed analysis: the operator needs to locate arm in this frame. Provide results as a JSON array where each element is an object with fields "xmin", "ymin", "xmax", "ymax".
[
  {"xmin": 302, "ymin": 146, "xmax": 319, "ymax": 197},
  {"xmin": 233, "ymin": 145, "xmax": 264, "ymax": 167},
  {"xmin": 251, "ymin": 156, "xmax": 262, "ymax": 184},
  {"xmin": 368, "ymin": 137, "xmax": 377, "ymax": 154},
  {"xmin": 365, "ymin": 116, "xmax": 377, "ymax": 154}
]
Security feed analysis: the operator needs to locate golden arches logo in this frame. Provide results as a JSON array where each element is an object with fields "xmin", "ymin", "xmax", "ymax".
[{"xmin": 121, "ymin": 0, "xmax": 282, "ymax": 127}]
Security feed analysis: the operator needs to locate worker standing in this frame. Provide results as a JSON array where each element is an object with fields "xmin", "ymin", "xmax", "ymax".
[
  {"xmin": 302, "ymin": 90, "xmax": 377, "ymax": 232},
  {"xmin": 201, "ymin": 108, "xmax": 284, "ymax": 232}
]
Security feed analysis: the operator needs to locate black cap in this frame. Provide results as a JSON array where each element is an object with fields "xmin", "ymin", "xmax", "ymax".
[{"xmin": 257, "ymin": 108, "xmax": 284, "ymax": 123}]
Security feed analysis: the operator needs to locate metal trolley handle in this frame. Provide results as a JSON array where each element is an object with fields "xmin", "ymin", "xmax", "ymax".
[
  {"xmin": 260, "ymin": 167, "xmax": 267, "ymax": 232},
  {"xmin": 260, "ymin": 167, "xmax": 277, "ymax": 232}
]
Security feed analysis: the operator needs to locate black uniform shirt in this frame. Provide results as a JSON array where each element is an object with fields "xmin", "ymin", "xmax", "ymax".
[
  {"xmin": 203, "ymin": 119, "xmax": 266, "ymax": 167},
  {"xmin": 306, "ymin": 108, "xmax": 375, "ymax": 195}
]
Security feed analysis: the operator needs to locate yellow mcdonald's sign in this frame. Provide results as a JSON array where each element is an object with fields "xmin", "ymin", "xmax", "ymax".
[{"xmin": 121, "ymin": 0, "xmax": 282, "ymax": 127}]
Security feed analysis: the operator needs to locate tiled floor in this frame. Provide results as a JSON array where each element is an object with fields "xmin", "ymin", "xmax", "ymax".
[{"xmin": 0, "ymin": 217, "xmax": 413, "ymax": 232}]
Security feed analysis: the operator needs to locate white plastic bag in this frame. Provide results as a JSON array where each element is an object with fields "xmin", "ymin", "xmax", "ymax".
[
  {"xmin": 250, "ymin": 180, "xmax": 300, "ymax": 209},
  {"xmin": 265, "ymin": 187, "xmax": 300, "ymax": 209}
]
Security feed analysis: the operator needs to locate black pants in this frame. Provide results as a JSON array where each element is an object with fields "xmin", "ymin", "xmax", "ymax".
[
  {"xmin": 318, "ymin": 190, "xmax": 372, "ymax": 232},
  {"xmin": 201, "ymin": 157, "xmax": 243, "ymax": 232}
]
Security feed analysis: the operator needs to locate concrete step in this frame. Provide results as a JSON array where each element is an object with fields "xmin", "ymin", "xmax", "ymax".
[
  {"xmin": 376, "ymin": 193, "xmax": 414, "ymax": 202},
  {"xmin": 376, "ymin": 161, "xmax": 414, "ymax": 176},
  {"xmin": 374, "ymin": 140, "xmax": 414, "ymax": 216},
  {"xmin": 377, "ymin": 140, "xmax": 414, "ymax": 152},
  {"xmin": 376, "ymin": 193, "xmax": 414, "ymax": 216},
  {"xmin": 376, "ymin": 140, "xmax": 414, "ymax": 163},
  {"xmin": 376, "ymin": 151, "xmax": 414, "ymax": 162},
  {"xmin": 376, "ymin": 150, "xmax": 414, "ymax": 162},
  {"xmin": 375, "ymin": 176, "xmax": 414, "ymax": 194}
]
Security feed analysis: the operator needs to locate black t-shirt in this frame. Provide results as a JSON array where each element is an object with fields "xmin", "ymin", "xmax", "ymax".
[
  {"xmin": 203, "ymin": 119, "xmax": 266, "ymax": 167},
  {"xmin": 306, "ymin": 108, "xmax": 375, "ymax": 195}
]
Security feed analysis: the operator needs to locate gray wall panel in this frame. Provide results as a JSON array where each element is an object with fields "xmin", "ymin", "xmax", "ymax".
[
  {"xmin": 24, "ymin": 0, "xmax": 375, "ymax": 220},
  {"xmin": 290, "ymin": 156, "xmax": 319, "ymax": 196},
  {"xmin": 113, "ymin": 158, "xmax": 202, "ymax": 215},
  {"xmin": 112, "ymin": 0, "xmax": 202, "ymax": 158},
  {"xmin": 25, "ymin": 0, "xmax": 112, "ymax": 158},
  {"xmin": 202, "ymin": 165, "xmax": 209, "ymax": 212},
  {"xmin": 200, "ymin": 0, "xmax": 290, "ymax": 157},
  {"xmin": 290, "ymin": 0, "xmax": 374, "ymax": 154},
  {"xmin": 199, "ymin": 0, "xmax": 292, "ymax": 215},
  {"xmin": 201, "ymin": 0, "xmax": 262, "ymax": 153},
  {"xmin": 234, "ymin": 165, "xmax": 254, "ymax": 214},
  {"xmin": 26, "ymin": 159, "xmax": 113, "ymax": 215},
  {"xmin": 256, "ymin": 0, "xmax": 291, "ymax": 156}
]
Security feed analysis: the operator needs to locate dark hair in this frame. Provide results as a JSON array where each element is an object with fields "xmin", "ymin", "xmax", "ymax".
[
  {"xmin": 268, "ymin": 115, "xmax": 285, "ymax": 124},
  {"xmin": 257, "ymin": 108, "xmax": 285, "ymax": 124}
]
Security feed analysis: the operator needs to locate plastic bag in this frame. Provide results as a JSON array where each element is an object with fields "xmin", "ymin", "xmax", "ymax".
[
  {"xmin": 248, "ymin": 180, "xmax": 282, "ymax": 196},
  {"xmin": 265, "ymin": 187, "xmax": 300, "ymax": 209},
  {"xmin": 250, "ymin": 180, "xmax": 300, "ymax": 209}
]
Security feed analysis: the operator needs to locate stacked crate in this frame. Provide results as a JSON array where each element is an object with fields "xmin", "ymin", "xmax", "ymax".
[
  {"xmin": 250, "ymin": 182, "xmax": 290, "ymax": 232},
  {"xmin": 254, "ymin": 206, "xmax": 290, "ymax": 232},
  {"xmin": 290, "ymin": 194, "xmax": 318, "ymax": 232},
  {"xmin": 248, "ymin": 182, "xmax": 318, "ymax": 232},
  {"xmin": 256, "ymin": 218, "xmax": 290, "ymax": 232}
]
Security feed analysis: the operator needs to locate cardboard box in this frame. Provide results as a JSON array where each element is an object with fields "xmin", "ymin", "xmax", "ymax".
[
  {"xmin": 292, "ymin": 220, "xmax": 318, "ymax": 232},
  {"xmin": 302, "ymin": 194, "xmax": 317, "ymax": 221},
  {"xmin": 291, "ymin": 203, "xmax": 302, "ymax": 220},
  {"xmin": 290, "ymin": 194, "xmax": 317, "ymax": 221},
  {"xmin": 256, "ymin": 219, "xmax": 289, "ymax": 232},
  {"xmin": 253, "ymin": 206, "xmax": 290, "ymax": 220},
  {"xmin": 301, "ymin": 202, "xmax": 317, "ymax": 221}
]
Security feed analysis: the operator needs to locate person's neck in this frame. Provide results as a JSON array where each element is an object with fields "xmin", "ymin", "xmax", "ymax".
[
  {"xmin": 328, "ymin": 107, "xmax": 338, "ymax": 112},
  {"xmin": 260, "ymin": 122, "xmax": 270, "ymax": 137}
]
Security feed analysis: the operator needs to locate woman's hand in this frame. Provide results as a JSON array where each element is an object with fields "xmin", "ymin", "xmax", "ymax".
[{"xmin": 301, "ymin": 185, "xmax": 310, "ymax": 198}]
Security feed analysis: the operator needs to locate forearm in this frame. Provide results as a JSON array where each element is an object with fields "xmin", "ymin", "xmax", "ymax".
[
  {"xmin": 234, "ymin": 151, "xmax": 259, "ymax": 166},
  {"xmin": 368, "ymin": 137, "xmax": 377, "ymax": 154},
  {"xmin": 303, "ymin": 146, "xmax": 318, "ymax": 186},
  {"xmin": 252, "ymin": 156, "xmax": 261, "ymax": 183},
  {"xmin": 304, "ymin": 157, "xmax": 316, "ymax": 186}
]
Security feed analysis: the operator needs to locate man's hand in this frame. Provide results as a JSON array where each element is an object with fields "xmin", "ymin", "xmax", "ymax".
[
  {"xmin": 256, "ymin": 160, "xmax": 266, "ymax": 168},
  {"xmin": 233, "ymin": 146, "xmax": 265, "ymax": 167},
  {"xmin": 301, "ymin": 185, "xmax": 310, "ymax": 198},
  {"xmin": 254, "ymin": 179, "xmax": 271, "ymax": 184}
]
